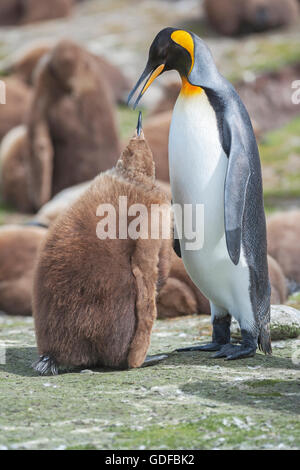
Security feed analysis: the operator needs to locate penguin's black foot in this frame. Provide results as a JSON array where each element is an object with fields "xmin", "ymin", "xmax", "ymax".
[
  {"xmin": 141, "ymin": 354, "xmax": 168, "ymax": 367},
  {"xmin": 212, "ymin": 343, "xmax": 256, "ymax": 360},
  {"xmin": 176, "ymin": 342, "xmax": 222, "ymax": 352},
  {"xmin": 176, "ymin": 314, "xmax": 231, "ymax": 353},
  {"xmin": 32, "ymin": 355, "xmax": 59, "ymax": 375}
]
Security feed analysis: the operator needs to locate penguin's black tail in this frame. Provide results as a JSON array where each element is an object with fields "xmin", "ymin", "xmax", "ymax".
[{"xmin": 258, "ymin": 322, "xmax": 272, "ymax": 355}]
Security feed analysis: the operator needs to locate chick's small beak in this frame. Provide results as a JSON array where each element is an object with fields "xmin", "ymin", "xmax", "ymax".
[{"xmin": 127, "ymin": 63, "xmax": 165, "ymax": 109}]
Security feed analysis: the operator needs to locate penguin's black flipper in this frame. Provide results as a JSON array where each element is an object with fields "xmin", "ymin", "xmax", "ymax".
[
  {"xmin": 172, "ymin": 210, "xmax": 181, "ymax": 258},
  {"xmin": 173, "ymin": 238, "xmax": 181, "ymax": 258},
  {"xmin": 224, "ymin": 123, "xmax": 251, "ymax": 266}
]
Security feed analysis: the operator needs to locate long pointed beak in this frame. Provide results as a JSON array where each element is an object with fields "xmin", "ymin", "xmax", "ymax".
[{"xmin": 127, "ymin": 63, "xmax": 165, "ymax": 109}]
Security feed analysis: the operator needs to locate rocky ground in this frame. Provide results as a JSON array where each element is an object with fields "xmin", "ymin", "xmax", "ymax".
[
  {"xmin": 0, "ymin": 314, "xmax": 299, "ymax": 450},
  {"xmin": 0, "ymin": 0, "xmax": 300, "ymax": 451}
]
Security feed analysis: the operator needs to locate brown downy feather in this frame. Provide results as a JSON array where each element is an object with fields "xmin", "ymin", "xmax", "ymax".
[
  {"xmin": 34, "ymin": 181, "xmax": 91, "ymax": 227},
  {"xmin": 0, "ymin": 225, "xmax": 47, "ymax": 316},
  {"xmin": 32, "ymin": 129, "xmax": 172, "ymax": 374}
]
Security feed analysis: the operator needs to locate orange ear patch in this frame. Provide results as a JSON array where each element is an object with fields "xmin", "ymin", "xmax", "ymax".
[
  {"xmin": 171, "ymin": 30, "xmax": 202, "ymax": 97},
  {"xmin": 171, "ymin": 30, "xmax": 195, "ymax": 74}
]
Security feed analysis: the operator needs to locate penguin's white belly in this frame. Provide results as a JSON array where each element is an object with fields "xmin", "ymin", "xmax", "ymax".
[{"xmin": 169, "ymin": 90, "xmax": 252, "ymax": 322}]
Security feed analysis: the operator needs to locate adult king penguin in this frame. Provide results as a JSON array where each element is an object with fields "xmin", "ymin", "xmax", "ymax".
[{"xmin": 128, "ymin": 28, "xmax": 271, "ymax": 359}]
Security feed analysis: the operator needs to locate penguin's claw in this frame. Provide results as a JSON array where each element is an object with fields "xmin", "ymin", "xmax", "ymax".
[
  {"xmin": 225, "ymin": 346, "xmax": 256, "ymax": 360},
  {"xmin": 211, "ymin": 343, "xmax": 256, "ymax": 360},
  {"xmin": 141, "ymin": 354, "xmax": 168, "ymax": 367},
  {"xmin": 176, "ymin": 342, "xmax": 223, "ymax": 352},
  {"xmin": 211, "ymin": 343, "xmax": 235, "ymax": 358}
]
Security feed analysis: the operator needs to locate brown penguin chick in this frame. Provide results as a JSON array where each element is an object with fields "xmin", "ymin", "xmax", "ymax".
[
  {"xmin": 236, "ymin": 64, "xmax": 300, "ymax": 135},
  {"xmin": 0, "ymin": 225, "xmax": 47, "ymax": 316},
  {"xmin": 32, "ymin": 124, "xmax": 172, "ymax": 375},
  {"xmin": 0, "ymin": 76, "xmax": 32, "ymax": 143},
  {"xmin": 204, "ymin": 0, "xmax": 241, "ymax": 36},
  {"xmin": 27, "ymin": 39, "xmax": 120, "ymax": 210},
  {"xmin": 157, "ymin": 252, "xmax": 211, "ymax": 318},
  {"xmin": 268, "ymin": 255, "xmax": 287, "ymax": 305},
  {"xmin": 35, "ymin": 179, "xmax": 170, "ymax": 230},
  {"xmin": 0, "ymin": 125, "xmax": 34, "ymax": 213},
  {"xmin": 204, "ymin": 0, "xmax": 299, "ymax": 36},
  {"xmin": 267, "ymin": 211, "xmax": 300, "ymax": 286},
  {"xmin": 0, "ymin": 0, "xmax": 73, "ymax": 26}
]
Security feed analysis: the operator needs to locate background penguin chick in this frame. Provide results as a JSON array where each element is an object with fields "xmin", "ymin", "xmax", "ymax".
[
  {"xmin": 27, "ymin": 39, "xmax": 121, "ymax": 210},
  {"xmin": 32, "ymin": 130, "xmax": 172, "ymax": 373},
  {"xmin": 0, "ymin": 0, "xmax": 73, "ymax": 26},
  {"xmin": 143, "ymin": 111, "xmax": 172, "ymax": 182},
  {"xmin": 150, "ymin": 81, "xmax": 181, "ymax": 117},
  {"xmin": 243, "ymin": 0, "xmax": 299, "ymax": 33},
  {"xmin": 157, "ymin": 251, "xmax": 211, "ymax": 318},
  {"xmin": 204, "ymin": 0, "xmax": 298, "ymax": 36},
  {"xmin": 267, "ymin": 211, "xmax": 300, "ymax": 286},
  {"xmin": 0, "ymin": 76, "xmax": 32, "ymax": 143},
  {"xmin": 0, "ymin": 125, "xmax": 33, "ymax": 213},
  {"xmin": 35, "ymin": 179, "xmax": 171, "ymax": 229},
  {"xmin": 156, "ymin": 244, "xmax": 287, "ymax": 319},
  {"xmin": 34, "ymin": 181, "xmax": 92, "ymax": 227},
  {"xmin": 268, "ymin": 255, "xmax": 288, "ymax": 305},
  {"xmin": 3, "ymin": 42, "xmax": 54, "ymax": 86},
  {"xmin": 3, "ymin": 40, "xmax": 131, "ymax": 103},
  {"xmin": 95, "ymin": 55, "xmax": 131, "ymax": 105},
  {"xmin": 204, "ymin": 0, "xmax": 245, "ymax": 36},
  {"xmin": 0, "ymin": 225, "xmax": 47, "ymax": 316}
]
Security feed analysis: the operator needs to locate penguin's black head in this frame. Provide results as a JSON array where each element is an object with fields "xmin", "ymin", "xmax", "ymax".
[{"xmin": 128, "ymin": 27, "xmax": 196, "ymax": 108}]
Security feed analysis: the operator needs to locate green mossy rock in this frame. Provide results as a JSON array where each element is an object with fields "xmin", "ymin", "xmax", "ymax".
[{"xmin": 231, "ymin": 305, "xmax": 300, "ymax": 341}]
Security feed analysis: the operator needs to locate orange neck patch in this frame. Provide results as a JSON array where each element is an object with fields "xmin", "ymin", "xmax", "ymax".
[
  {"xmin": 171, "ymin": 30, "xmax": 202, "ymax": 97},
  {"xmin": 180, "ymin": 77, "xmax": 203, "ymax": 97}
]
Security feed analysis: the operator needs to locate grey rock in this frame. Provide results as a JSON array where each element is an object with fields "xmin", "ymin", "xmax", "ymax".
[{"xmin": 231, "ymin": 305, "xmax": 300, "ymax": 340}]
